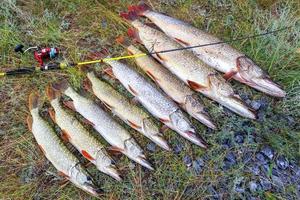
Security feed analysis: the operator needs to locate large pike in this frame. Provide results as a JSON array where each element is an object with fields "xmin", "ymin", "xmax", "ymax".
[
  {"xmin": 103, "ymin": 59, "xmax": 208, "ymax": 149},
  {"xmin": 85, "ymin": 71, "xmax": 170, "ymax": 151},
  {"xmin": 117, "ymin": 39, "xmax": 216, "ymax": 129},
  {"xmin": 128, "ymin": 3, "xmax": 286, "ymax": 97},
  {"xmin": 27, "ymin": 92, "xmax": 102, "ymax": 196},
  {"xmin": 45, "ymin": 85, "xmax": 121, "ymax": 181},
  {"xmin": 52, "ymin": 81, "xmax": 153, "ymax": 170},
  {"xmin": 120, "ymin": 12, "xmax": 256, "ymax": 119}
]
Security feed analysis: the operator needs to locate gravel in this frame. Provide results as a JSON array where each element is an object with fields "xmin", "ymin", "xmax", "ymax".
[
  {"xmin": 146, "ymin": 142, "xmax": 156, "ymax": 152},
  {"xmin": 276, "ymin": 156, "xmax": 289, "ymax": 170},
  {"xmin": 249, "ymin": 181, "xmax": 258, "ymax": 192},
  {"xmin": 261, "ymin": 146, "xmax": 274, "ymax": 160}
]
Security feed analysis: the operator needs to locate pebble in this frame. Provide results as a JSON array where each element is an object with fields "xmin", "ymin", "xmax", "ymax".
[
  {"xmin": 174, "ymin": 143, "xmax": 183, "ymax": 154},
  {"xmin": 272, "ymin": 175, "xmax": 284, "ymax": 189},
  {"xmin": 183, "ymin": 155, "xmax": 192, "ymax": 167},
  {"xmin": 276, "ymin": 156, "xmax": 289, "ymax": 170},
  {"xmin": 259, "ymin": 178, "xmax": 272, "ymax": 191},
  {"xmin": 251, "ymin": 165, "xmax": 261, "ymax": 175},
  {"xmin": 249, "ymin": 181, "xmax": 258, "ymax": 192},
  {"xmin": 193, "ymin": 158, "xmax": 204, "ymax": 175},
  {"xmin": 250, "ymin": 100, "xmax": 262, "ymax": 110},
  {"xmin": 146, "ymin": 142, "xmax": 156, "ymax": 152},
  {"xmin": 261, "ymin": 146, "xmax": 274, "ymax": 160},
  {"xmin": 256, "ymin": 153, "xmax": 268, "ymax": 164},
  {"xmin": 234, "ymin": 134, "xmax": 244, "ymax": 144}
]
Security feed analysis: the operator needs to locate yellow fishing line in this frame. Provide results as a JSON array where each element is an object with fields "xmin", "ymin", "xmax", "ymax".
[{"xmin": 77, "ymin": 53, "xmax": 147, "ymax": 66}]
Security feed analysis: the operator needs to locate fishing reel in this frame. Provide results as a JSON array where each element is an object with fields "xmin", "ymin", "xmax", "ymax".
[{"xmin": 14, "ymin": 44, "xmax": 59, "ymax": 67}]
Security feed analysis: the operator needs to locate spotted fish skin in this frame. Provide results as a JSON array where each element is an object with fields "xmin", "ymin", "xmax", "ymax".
[
  {"xmin": 45, "ymin": 86, "xmax": 121, "ymax": 181},
  {"xmin": 27, "ymin": 92, "xmax": 102, "ymax": 197},
  {"xmin": 129, "ymin": 3, "xmax": 286, "ymax": 97},
  {"xmin": 86, "ymin": 72, "xmax": 170, "ymax": 151},
  {"xmin": 120, "ymin": 14, "xmax": 255, "ymax": 119},
  {"xmin": 125, "ymin": 44, "xmax": 216, "ymax": 130},
  {"xmin": 52, "ymin": 81, "xmax": 153, "ymax": 170},
  {"xmin": 104, "ymin": 59, "xmax": 207, "ymax": 149}
]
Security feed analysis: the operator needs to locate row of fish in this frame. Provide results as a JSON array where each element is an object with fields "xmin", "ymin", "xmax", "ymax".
[{"xmin": 27, "ymin": 3, "xmax": 286, "ymax": 196}]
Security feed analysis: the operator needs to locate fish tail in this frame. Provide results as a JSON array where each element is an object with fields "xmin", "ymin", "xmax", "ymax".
[
  {"xmin": 45, "ymin": 84, "xmax": 60, "ymax": 101},
  {"xmin": 52, "ymin": 80, "xmax": 69, "ymax": 92},
  {"xmin": 28, "ymin": 92, "xmax": 39, "ymax": 111},
  {"xmin": 120, "ymin": 11, "xmax": 139, "ymax": 22},
  {"xmin": 128, "ymin": 2, "xmax": 151, "ymax": 16}
]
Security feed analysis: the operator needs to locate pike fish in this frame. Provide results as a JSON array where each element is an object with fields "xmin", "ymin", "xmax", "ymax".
[
  {"xmin": 128, "ymin": 3, "xmax": 286, "ymax": 97},
  {"xmin": 117, "ymin": 39, "xmax": 216, "ymax": 129},
  {"xmin": 103, "ymin": 59, "xmax": 208, "ymax": 149},
  {"xmin": 27, "ymin": 92, "xmax": 102, "ymax": 196},
  {"xmin": 85, "ymin": 71, "xmax": 170, "ymax": 151},
  {"xmin": 45, "ymin": 85, "xmax": 121, "ymax": 181},
  {"xmin": 52, "ymin": 80, "xmax": 153, "ymax": 170},
  {"xmin": 120, "ymin": 12, "xmax": 256, "ymax": 119}
]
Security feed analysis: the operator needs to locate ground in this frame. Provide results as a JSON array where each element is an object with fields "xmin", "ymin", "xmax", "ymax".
[{"xmin": 0, "ymin": 0, "xmax": 299, "ymax": 199}]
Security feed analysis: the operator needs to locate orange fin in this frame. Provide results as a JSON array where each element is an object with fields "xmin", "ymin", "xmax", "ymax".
[
  {"xmin": 82, "ymin": 150, "xmax": 95, "ymax": 161},
  {"xmin": 146, "ymin": 70, "xmax": 158, "ymax": 82},
  {"xmin": 61, "ymin": 130, "xmax": 71, "ymax": 142},
  {"xmin": 156, "ymin": 53, "xmax": 166, "ymax": 62},
  {"xmin": 82, "ymin": 118, "xmax": 95, "ymax": 127},
  {"xmin": 83, "ymin": 79, "xmax": 92, "ymax": 92},
  {"xmin": 159, "ymin": 118, "xmax": 170, "ymax": 123},
  {"xmin": 102, "ymin": 101, "xmax": 113, "ymax": 110},
  {"xmin": 38, "ymin": 144, "xmax": 46, "ymax": 155},
  {"xmin": 116, "ymin": 36, "xmax": 131, "ymax": 48},
  {"xmin": 27, "ymin": 115, "xmax": 33, "ymax": 132},
  {"xmin": 28, "ymin": 92, "xmax": 39, "ymax": 111},
  {"xmin": 52, "ymin": 80, "xmax": 69, "ymax": 92},
  {"xmin": 187, "ymin": 80, "xmax": 206, "ymax": 91},
  {"xmin": 107, "ymin": 146, "xmax": 124, "ymax": 155},
  {"xmin": 223, "ymin": 70, "xmax": 237, "ymax": 81},
  {"xmin": 58, "ymin": 171, "xmax": 70, "ymax": 178},
  {"xmin": 103, "ymin": 67, "xmax": 116, "ymax": 79},
  {"xmin": 48, "ymin": 108, "xmax": 56, "ymax": 123},
  {"xmin": 127, "ymin": 120, "xmax": 142, "ymax": 129},
  {"xmin": 120, "ymin": 11, "xmax": 139, "ymax": 21},
  {"xmin": 128, "ymin": 3, "xmax": 151, "ymax": 16},
  {"xmin": 63, "ymin": 101, "xmax": 75, "ymax": 111},
  {"xmin": 127, "ymin": 27, "xmax": 142, "ymax": 43},
  {"xmin": 46, "ymin": 84, "xmax": 60, "ymax": 101},
  {"xmin": 174, "ymin": 37, "xmax": 190, "ymax": 46},
  {"xmin": 128, "ymin": 85, "xmax": 138, "ymax": 96}
]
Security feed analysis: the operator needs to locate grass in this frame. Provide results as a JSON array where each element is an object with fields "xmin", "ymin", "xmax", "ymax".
[{"xmin": 0, "ymin": 0, "xmax": 299, "ymax": 199}]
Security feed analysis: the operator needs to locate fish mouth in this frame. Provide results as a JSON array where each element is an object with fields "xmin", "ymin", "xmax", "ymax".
[
  {"xmin": 102, "ymin": 165, "xmax": 122, "ymax": 181},
  {"xmin": 82, "ymin": 182, "xmax": 104, "ymax": 197},
  {"xmin": 150, "ymin": 134, "xmax": 171, "ymax": 151},
  {"xmin": 128, "ymin": 154, "xmax": 154, "ymax": 170},
  {"xmin": 244, "ymin": 76, "xmax": 286, "ymax": 98},
  {"xmin": 183, "ymin": 130, "xmax": 208, "ymax": 149},
  {"xmin": 221, "ymin": 94, "xmax": 256, "ymax": 119},
  {"xmin": 193, "ymin": 112, "xmax": 217, "ymax": 130}
]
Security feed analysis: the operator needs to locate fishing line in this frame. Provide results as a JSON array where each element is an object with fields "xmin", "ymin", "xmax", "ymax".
[{"xmin": 0, "ymin": 26, "xmax": 292, "ymax": 77}]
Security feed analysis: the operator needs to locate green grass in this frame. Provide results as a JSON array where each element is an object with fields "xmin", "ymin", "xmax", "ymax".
[{"xmin": 0, "ymin": 0, "xmax": 299, "ymax": 199}]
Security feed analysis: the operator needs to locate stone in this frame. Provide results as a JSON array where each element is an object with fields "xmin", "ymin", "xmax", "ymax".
[
  {"xmin": 234, "ymin": 134, "xmax": 244, "ymax": 144},
  {"xmin": 261, "ymin": 146, "xmax": 274, "ymax": 160},
  {"xmin": 146, "ymin": 142, "xmax": 156, "ymax": 152},
  {"xmin": 251, "ymin": 100, "xmax": 262, "ymax": 110},
  {"xmin": 224, "ymin": 152, "xmax": 237, "ymax": 165},
  {"xmin": 256, "ymin": 153, "xmax": 267, "ymax": 164},
  {"xmin": 174, "ymin": 143, "xmax": 183, "ymax": 154},
  {"xmin": 259, "ymin": 178, "xmax": 272, "ymax": 191},
  {"xmin": 183, "ymin": 155, "xmax": 192, "ymax": 167},
  {"xmin": 276, "ymin": 156, "xmax": 289, "ymax": 170},
  {"xmin": 250, "ymin": 164, "xmax": 260, "ymax": 175},
  {"xmin": 193, "ymin": 158, "xmax": 204, "ymax": 175},
  {"xmin": 249, "ymin": 181, "xmax": 258, "ymax": 192}
]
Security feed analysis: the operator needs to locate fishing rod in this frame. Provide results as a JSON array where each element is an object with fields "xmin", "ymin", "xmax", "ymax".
[{"xmin": 0, "ymin": 26, "xmax": 291, "ymax": 77}]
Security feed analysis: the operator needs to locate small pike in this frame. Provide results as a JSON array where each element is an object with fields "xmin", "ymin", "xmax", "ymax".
[
  {"xmin": 52, "ymin": 80, "xmax": 153, "ymax": 170},
  {"xmin": 27, "ymin": 92, "xmax": 102, "ymax": 197},
  {"xmin": 118, "ymin": 39, "xmax": 216, "ymax": 129},
  {"xmin": 45, "ymin": 85, "xmax": 121, "ymax": 181},
  {"xmin": 120, "ymin": 12, "xmax": 256, "ymax": 119},
  {"xmin": 128, "ymin": 3, "xmax": 286, "ymax": 97},
  {"xmin": 103, "ymin": 59, "xmax": 208, "ymax": 149},
  {"xmin": 85, "ymin": 71, "xmax": 170, "ymax": 151}
]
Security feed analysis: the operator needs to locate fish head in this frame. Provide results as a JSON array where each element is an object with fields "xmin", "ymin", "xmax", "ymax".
[
  {"xmin": 184, "ymin": 95, "xmax": 216, "ymax": 129},
  {"xmin": 236, "ymin": 56, "xmax": 286, "ymax": 97},
  {"xmin": 124, "ymin": 138, "xmax": 153, "ymax": 170},
  {"xmin": 69, "ymin": 164, "xmax": 103, "ymax": 196},
  {"xmin": 95, "ymin": 152, "xmax": 122, "ymax": 181},
  {"xmin": 142, "ymin": 118, "xmax": 170, "ymax": 151}
]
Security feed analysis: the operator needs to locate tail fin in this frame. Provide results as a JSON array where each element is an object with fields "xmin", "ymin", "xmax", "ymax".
[
  {"xmin": 120, "ymin": 11, "xmax": 139, "ymax": 22},
  {"xmin": 128, "ymin": 2, "xmax": 151, "ymax": 16},
  {"xmin": 52, "ymin": 80, "xmax": 69, "ymax": 93},
  {"xmin": 28, "ymin": 92, "xmax": 39, "ymax": 111},
  {"xmin": 46, "ymin": 84, "xmax": 60, "ymax": 101}
]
